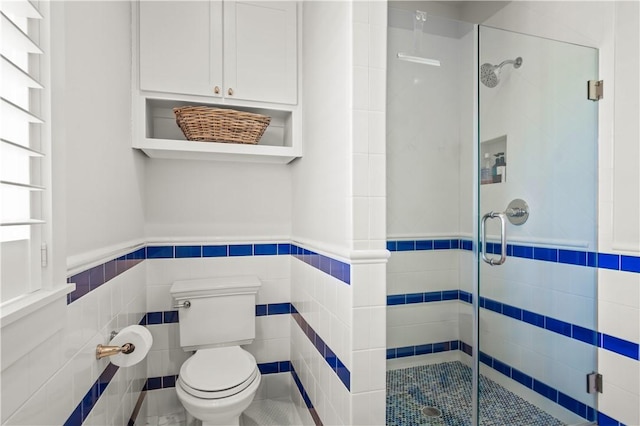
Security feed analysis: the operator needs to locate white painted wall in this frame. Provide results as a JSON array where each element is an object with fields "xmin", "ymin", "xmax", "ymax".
[
  {"xmin": 386, "ymin": 16, "xmax": 465, "ymax": 238},
  {"xmin": 144, "ymin": 160, "xmax": 291, "ymax": 240},
  {"xmin": 63, "ymin": 1, "xmax": 146, "ymax": 258},
  {"xmin": 292, "ymin": 1, "xmax": 352, "ymax": 251}
]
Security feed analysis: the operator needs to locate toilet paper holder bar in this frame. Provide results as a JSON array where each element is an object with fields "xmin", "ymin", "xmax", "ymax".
[{"xmin": 96, "ymin": 342, "xmax": 135, "ymax": 360}]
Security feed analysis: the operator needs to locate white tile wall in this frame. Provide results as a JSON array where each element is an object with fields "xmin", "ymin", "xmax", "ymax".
[
  {"xmin": 145, "ymin": 255, "xmax": 292, "ymax": 392},
  {"xmin": 2, "ymin": 263, "xmax": 147, "ymax": 425}
]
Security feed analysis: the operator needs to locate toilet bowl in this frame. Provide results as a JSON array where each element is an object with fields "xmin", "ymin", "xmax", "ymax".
[
  {"xmin": 176, "ymin": 346, "xmax": 261, "ymax": 426},
  {"xmin": 170, "ymin": 276, "xmax": 262, "ymax": 425}
]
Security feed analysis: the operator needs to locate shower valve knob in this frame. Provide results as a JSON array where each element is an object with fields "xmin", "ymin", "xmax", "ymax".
[{"xmin": 173, "ymin": 300, "xmax": 191, "ymax": 309}]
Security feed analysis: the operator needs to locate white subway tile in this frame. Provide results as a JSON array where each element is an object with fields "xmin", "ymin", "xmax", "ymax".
[
  {"xmin": 353, "ymin": 153, "xmax": 370, "ymax": 197},
  {"xmin": 265, "ymin": 255, "xmax": 290, "ymax": 280},
  {"xmin": 245, "ymin": 337, "xmax": 290, "ymax": 364},
  {"xmin": 3, "ymin": 383, "xmax": 48, "ymax": 425},
  {"xmin": 353, "ymin": 22, "xmax": 369, "ymax": 68},
  {"xmin": 599, "ymin": 348, "xmax": 640, "ymax": 396},
  {"xmin": 27, "ymin": 331, "xmax": 65, "ymax": 395},
  {"xmin": 45, "ymin": 362, "xmax": 75, "ymax": 425},
  {"xmin": 368, "ymin": 0, "xmax": 386, "ymax": 27},
  {"xmin": 147, "ymin": 284, "xmax": 173, "ymax": 312},
  {"xmin": 368, "ymin": 68, "xmax": 386, "ymax": 112},
  {"xmin": 598, "ymin": 380, "xmax": 640, "ymax": 426},
  {"xmin": 369, "ymin": 24, "xmax": 387, "ymax": 70},
  {"xmin": 164, "ymin": 348, "xmax": 191, "ymax": 376},
  {"xmin": 256, "ymin": 315, "xmax": 291, "ymax": 340},
  {"xmin": 599, "ymin": 269, "xmax": 640, "ymax": 308},
  {"xmin": 353, "ymin": 110, "xmax": 369, "ymax": 154},
  {"xmin": 83, "ymin": 395, "xmax": 108, "ymax": 426},
  {"xmin": 148, "ymin": 324, "xmax": 170, "ymax": 351},
  {"xmin": 353, "ymin": 197, "xmax": 370, "ymax": 241},
  {"xmin": 0, "ymin": 354, "xmax": 30, "ymax": 423},
  {"xmin": 351, "ymin": 389, "xmax": 386, "ymax": 425},
  {"xmin": 354, "ymin": 306, "xmax": 386, "ymax": 350},
  {"xmin": 368, "ymin": 111, "xmax": 385, "ymax": 155},
  {"xmin": 369, "ymin": 196, "xmax": 386, "ymax": 240},
  {"xmin": 147, "ymin": 349, "xmax": 165, "ymax": 378},
  {"xmin": 599, "ymin": 299, "xmax": 640, "ymax": 343},
  {"xmin": 352, "ymin": 0, "xmax": 368, "ymax": 24},
  {"xmin": 353, "ymin": 66, "xmax": 369, "ymax": 111}
]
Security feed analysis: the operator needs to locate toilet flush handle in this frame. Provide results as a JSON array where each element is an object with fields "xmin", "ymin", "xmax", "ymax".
[{"xmin": 173, "ymin": 300, "xmax": 191, "ymax": 309}]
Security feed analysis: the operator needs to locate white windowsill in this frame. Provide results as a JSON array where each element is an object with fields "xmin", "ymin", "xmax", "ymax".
[{"xmin": 0, "ymin": 284, "xmax": 75, "ymax": 328}]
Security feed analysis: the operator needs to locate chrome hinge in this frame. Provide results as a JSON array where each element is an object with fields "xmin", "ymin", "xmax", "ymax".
[
  {"xmin": 587, "ymin": 372, "xmax": 603, "ymax": 394},
  {"xmin": 588, "ymin": 80, "xmax": 603, "ymax": 101},
  {"xmin": 41, "ymin": 242, "xmax": 48, "ymax": 268}
]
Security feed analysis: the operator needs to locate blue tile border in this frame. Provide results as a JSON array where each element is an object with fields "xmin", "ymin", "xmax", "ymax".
[
  {"xmin": 69, "ymin": 238, "xmax": 640, "ymax": 305},
  {"xmin": 388, "ymin": 289, "xmax": 640, "ymax": 361},
  {"xmin": 67, "ymin": 241, "xmax": 351, "ymax": 305},
  {"xmin": 388, "ymin": 239, "xmax": 463, "ymax": 252},
  {"xmin": 291, "ymin": 303, "xmax": 351, "ymax": 391},
  {"xmin": 140, "ymin": 304, "xmax": 292, "ymax": 325},
  {"xmin": 143, "ymin": 360, "xmax": 292, "ymax": 391},
  {"xmin": 66, "ymin": 248, "xmax": 145, "ymax": 304},
  {"xmin": 63, "ymin": 362, "xmax": 120, "ymax": 426},
  {"xmin": 389, "ymin": 238, "xmax": 640, "ymax": 277},
  {"xmin": 386, "ymin": 340, "xmax": 460, "ymax": 359},
  {"xmin": 290, "ymin": 244, "xmax": 350, "ymax": 285}
]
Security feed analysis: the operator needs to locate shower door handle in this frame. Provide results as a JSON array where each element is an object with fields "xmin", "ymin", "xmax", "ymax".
[{"xmin": 481, "ymin": 212, "xmax": 507, "ymax": 266}]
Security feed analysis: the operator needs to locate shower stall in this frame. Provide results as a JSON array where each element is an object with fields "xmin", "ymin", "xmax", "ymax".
[{"xmin": 386, "ymin": 6, "xmax": 598, "ymax": 426}]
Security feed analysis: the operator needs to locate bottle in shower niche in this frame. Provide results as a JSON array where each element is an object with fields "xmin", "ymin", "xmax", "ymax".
[
  {"xmin": 494, "ymin": 152, "xmax": 506, "ymax": 183},
  {"xmin": 481, "ymin": 153, "xmax": 492, "ymax": 184}
]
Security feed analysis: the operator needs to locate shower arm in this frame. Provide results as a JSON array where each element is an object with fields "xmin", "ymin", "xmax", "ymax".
[{"xmin": 495, "ymin": 57, "xmax": 523, "ymax": 70}]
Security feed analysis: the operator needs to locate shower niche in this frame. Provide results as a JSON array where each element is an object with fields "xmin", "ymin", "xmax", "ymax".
[{"xmin": 480, "ymin": 135, "xmax": 507, "ymax": 185}]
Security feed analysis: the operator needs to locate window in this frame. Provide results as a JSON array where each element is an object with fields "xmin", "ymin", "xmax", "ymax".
[{"xmin": 1, "ymin": 0, "xmax": 49, "ymax": 304}]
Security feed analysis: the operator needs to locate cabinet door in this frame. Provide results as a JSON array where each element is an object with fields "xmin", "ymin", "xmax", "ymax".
[
  {"xmin": 139, "ymin": 1, "xmax": 223, "ymax": 97},
  {"xmin": 224, "ymin": 1, "xmax": 297, "ymax": 104}
]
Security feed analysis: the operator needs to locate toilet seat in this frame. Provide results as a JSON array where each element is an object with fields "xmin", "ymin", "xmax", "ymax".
[{"xmin": 178, "ymin": 346, "xmax": 259, "ymax": 400}]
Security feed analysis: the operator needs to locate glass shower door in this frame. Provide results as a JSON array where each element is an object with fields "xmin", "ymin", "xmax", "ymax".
[{"xmin": 477, "ymin": 26, "xmax": 599, "ymax": 425}]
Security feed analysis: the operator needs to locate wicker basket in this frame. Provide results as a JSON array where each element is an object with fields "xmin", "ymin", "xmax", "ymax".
[{"xmin": 173, "ymin": 106, "xmax": 271, "ymax": 145}]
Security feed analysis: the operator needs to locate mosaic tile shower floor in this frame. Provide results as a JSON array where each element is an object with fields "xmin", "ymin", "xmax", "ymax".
[{"xmin": 387, "ymin": 361, "xmax": 565, "ymax": 426}]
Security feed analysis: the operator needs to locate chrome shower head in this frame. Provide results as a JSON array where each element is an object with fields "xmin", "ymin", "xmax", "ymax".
[{"xmin": 480, "ymin": 56, "xmax": 523, "ymax": 88}]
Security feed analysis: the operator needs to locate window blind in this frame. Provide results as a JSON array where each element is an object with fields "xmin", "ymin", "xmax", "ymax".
[{"xmin": 1, "ymin": 0, "xmax": 46, "ymax": 302}]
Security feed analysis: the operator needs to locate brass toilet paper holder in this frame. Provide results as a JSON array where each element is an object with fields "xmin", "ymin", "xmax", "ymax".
[{"xmin": 95, "ymin": 342, "xmax": 135, "ymax": 360}]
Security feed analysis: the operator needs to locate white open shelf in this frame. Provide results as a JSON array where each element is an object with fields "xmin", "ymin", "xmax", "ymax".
[{"xmin": 133, "ymin": 97, "xmax": 302, "ymax": 164}]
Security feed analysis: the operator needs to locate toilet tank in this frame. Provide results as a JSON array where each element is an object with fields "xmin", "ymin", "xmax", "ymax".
[{"xmin": 170, "ymin": 276, "xmax": 261, "ymax": 351}]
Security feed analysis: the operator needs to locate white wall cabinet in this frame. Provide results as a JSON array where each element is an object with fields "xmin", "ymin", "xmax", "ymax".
[
  {"xmin": 134, "ymin": 0, "xmax": 301, "ymax": 164},
  {"xmin": 139, "ymin": 0, "xmax": 297, "ymax": 105}
]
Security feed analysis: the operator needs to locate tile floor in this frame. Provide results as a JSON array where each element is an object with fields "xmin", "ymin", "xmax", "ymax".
[
  {"xmin": 145, "ymin": 398, "xmax": 305, "ymax": 426},
  {"xmin": 387, "ymin": 361, "xmax": 565, "ymax": 426}
]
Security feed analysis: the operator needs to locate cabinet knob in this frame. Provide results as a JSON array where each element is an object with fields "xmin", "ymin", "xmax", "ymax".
[
  {"xmin": 227, "ymin": 88, "xmax": 234, "ymax": 96},
  {"xmin": 214, "ymin": 86, "xmax": 220, "ymax": 94}
]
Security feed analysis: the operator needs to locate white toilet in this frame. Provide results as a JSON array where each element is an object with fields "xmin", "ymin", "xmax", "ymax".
[{"xmin": 170, "ymin": 276, "xmax": 262, "ymax": 426}]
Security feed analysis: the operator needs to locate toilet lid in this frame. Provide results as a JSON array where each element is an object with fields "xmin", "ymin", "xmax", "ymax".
[{"xmin": 179, "ymin": 347, "xmax": 257, "ymax": 393}]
